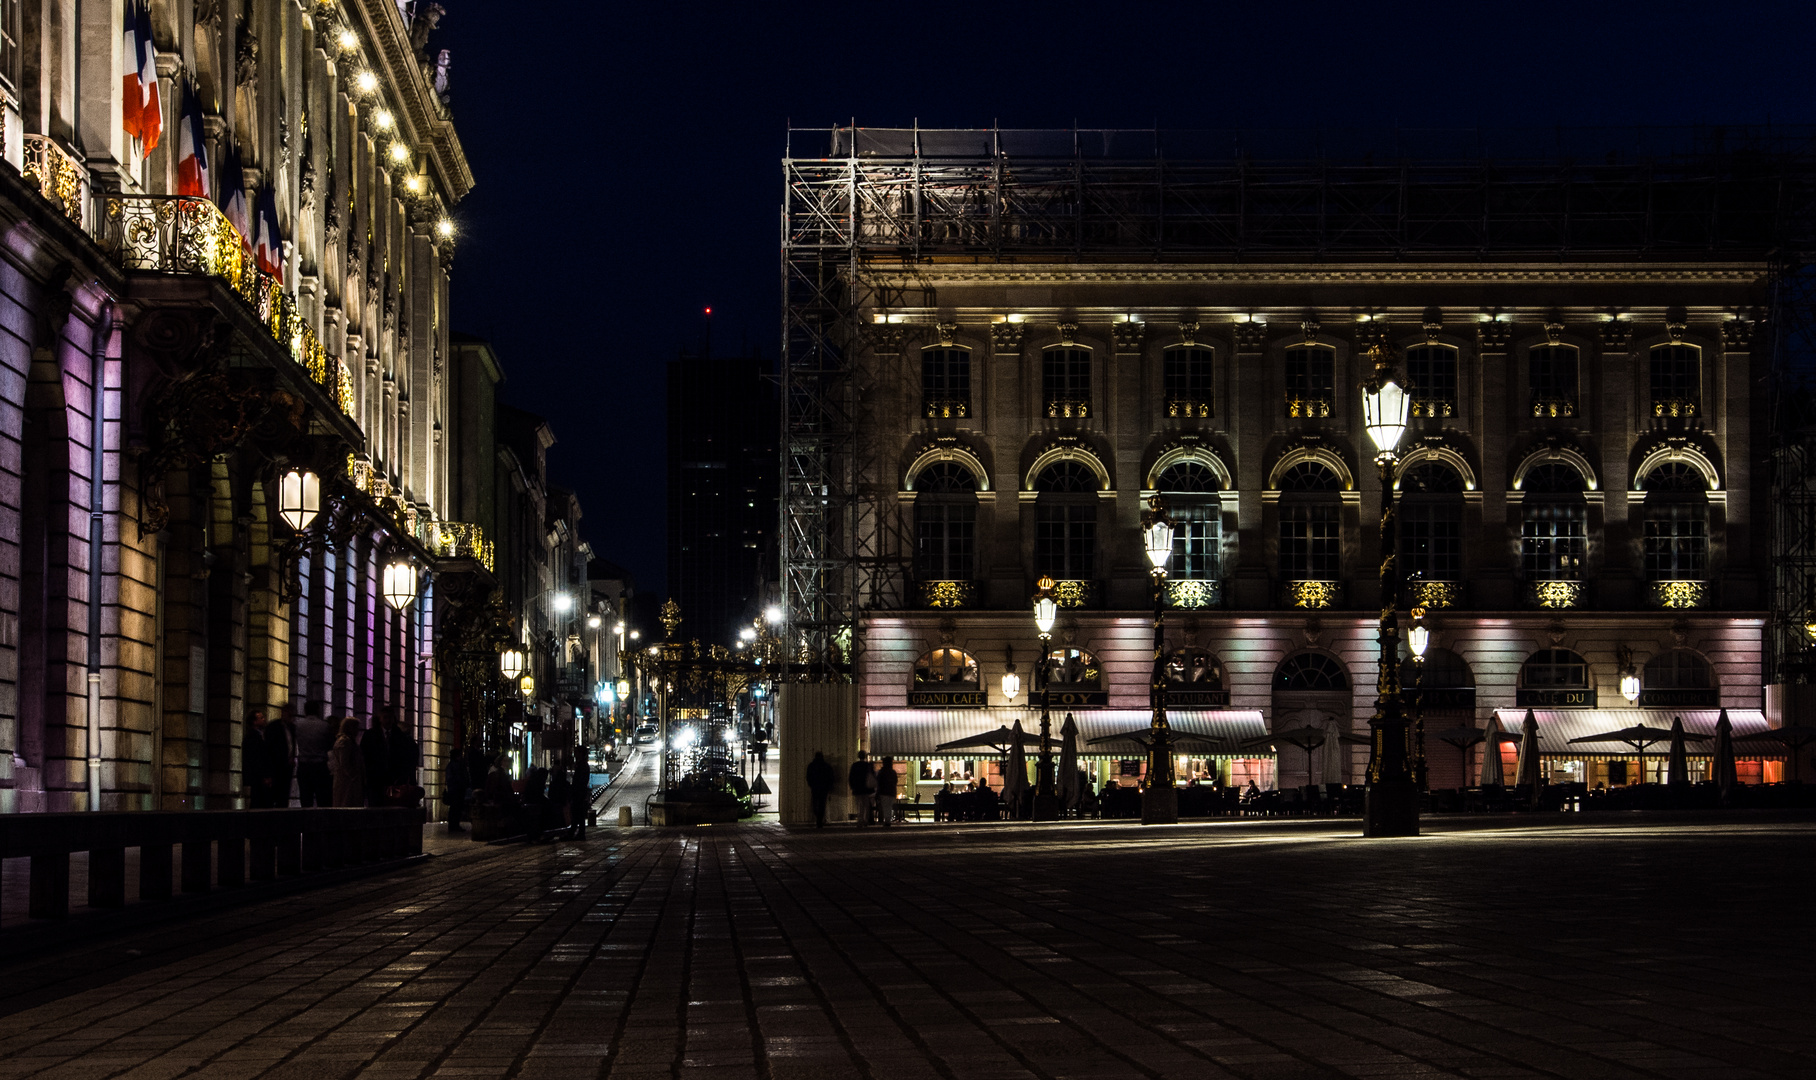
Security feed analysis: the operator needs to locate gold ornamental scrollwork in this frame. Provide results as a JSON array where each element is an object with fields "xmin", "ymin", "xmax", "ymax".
[{"xmin": 1527, "ymin": 580, "xmax": 1584, "ymax": 609}]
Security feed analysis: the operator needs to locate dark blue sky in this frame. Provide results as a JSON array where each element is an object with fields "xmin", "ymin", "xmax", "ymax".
[{"xmin": 439, "ymin": 0, "xmax": 1816, "ymax": 597}]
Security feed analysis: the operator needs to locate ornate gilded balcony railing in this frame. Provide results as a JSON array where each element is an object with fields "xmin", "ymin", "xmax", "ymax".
[
  {"xmin": 1165, "ymin": 578, "xmax": 1221, "ymax": 609},
  {"xmin": 1525, "ymin": 579, "xmax": 1585, "ymax": 609},
  {"xmin": 22, "ymin": 134, "xmax": 88, "ymax": 229},
  {"xmin": 1530, "ymin": 395, "xmax": 1578, "ymax": 418},
  {"xmin": 100, "ymin": 194, "xmax": 353, "ymax": 416},
  {"xmin": 1050, "ymin": 579, "xmax": 1094, "ymax": 608},
  {"xmin": 1281, "ymin": 579, "xmax": 1340, "ymax": 609},
  {"xmin": 422, "ymin": 519, "xmax": 496, "ymax": 573},
  {"xmin": 1411, "ymin": 397, "xmax": 1455, "ymax": 418},
  {"xmin": 1409, "ymin": 580, "xmax": 1460, "ymax": 609},
  {"xmin": 1651, "ymin": 396, "xmax": 1700, "ymax": 418},
  {"xmin": 923, "ymin": 396, "xmax": 969, "ymax": 420},
  {"xmin": 917, "ymin": 580, "xmax": 976, "ymax": 609},
  {"xmin": 1045, "ymin": 397, "xmax": 1089, "ymax": 419},
  {"xmin": 1165, "ymin": 396, "xmax": 1212, "ymax": 419},
  {"xmin": 1285, "ymin": 396, "xmax": 1333, "ymax": 418},
  {"xmin": 1647, "ymin": 579, "xmax": 1707, "ymax": 609}
]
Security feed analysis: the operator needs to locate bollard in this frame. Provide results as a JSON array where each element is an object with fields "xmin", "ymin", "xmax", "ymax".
[{"xmin": 618, "ymin": 805, "xmax": 633, "ymax": 827}]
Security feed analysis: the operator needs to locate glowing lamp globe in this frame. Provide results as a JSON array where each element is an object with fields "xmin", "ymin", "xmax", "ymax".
[
  {"xmin": 1406, "ymin": 623, "xmax": 1430, "ymax": 660},
  {"xmin": 1363, "ymin": 375, "xmax": 1411, "ymax": 454},
  {"xmin": 1620, "ymin": 670, "xmax": 1641, "ymax": 704},
  {"xmin": 499, "ymin": 648, "xmax": 527, "ymax": 681},
  {"xmin": 1001, "ymin": 669, "xmax": 1021, "ymax": 702},
  {"xmin": 1143, "ymin": 516, "xmax": 1174, "ymax": 572},
  {"xmin": 1032, "ymin": 577, "xmax": 1058, "ymax": 636},
  {"xmin": 277, "ymin": 468, "xmax": 321, "ymax": 532},
  {"xmin": 616, "ymin": 678, "xmax": 630, "ymax": 699},
  {"xmin": 381, "ymin": 559, "xmax": 418, "ymax": 611}
]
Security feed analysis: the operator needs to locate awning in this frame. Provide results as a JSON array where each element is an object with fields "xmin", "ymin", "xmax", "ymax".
[
  {"xmin": 1491, "ymin": 709, "xmax": 1775, "ymax": 757},
  {"xmin": 867, "ymin": 708, "xmax": 1270, "ymax": 758}
]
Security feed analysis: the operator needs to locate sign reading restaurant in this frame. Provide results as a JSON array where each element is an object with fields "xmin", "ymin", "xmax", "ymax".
[
  {"xmin": 1515, "ymin": 688, "xmax": 1598, "ymax": 707},
  {"xmin": 1168, "ymin": 689, "xmax": 1229, "ymax": 708},
  {"xmin": 909, "ymin": 690, "xmax": 987, "ymax": 708}
]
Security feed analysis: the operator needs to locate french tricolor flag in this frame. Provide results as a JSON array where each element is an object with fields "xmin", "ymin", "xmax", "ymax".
[
  {"xmin": 176, "ymin": 79, "xmax": 209, "ymax": 198},
  {"xmin": 136, "ymin": 1, "xmax": 161, "ymax": 151},
  {"xmin": 253, "ymin": 186, "xmax": 285, "ymax": 279},
  {"xmin": 217, "ymin": 138, "xmax": 251, "ymax": 253},
  {"xmin": 120, "ymin": 1, "xmax": 142, "ymax": 141}
]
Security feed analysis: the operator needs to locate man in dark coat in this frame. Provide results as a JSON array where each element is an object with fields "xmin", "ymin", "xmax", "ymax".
[
  {"xmin": 847, "ymin": 750, "xmax": 877, "ymax": 827},
  {"xmin": 360, "ymin": 715, "xmax": 390, "ymax": 807},
  {"xmin": 805, "ymin": 751, "xmax": 835, "ymax": 827},
  {"xmin": 382, "ymin": 707, "xmax": 418, "ymax": 787},
  {"xmin": 265, "ymin": 709, "xmax": 295, "ymax": 808},
  {"xmin": 244, "ymin": 709, "xmax": 276, "ymax": 808}
]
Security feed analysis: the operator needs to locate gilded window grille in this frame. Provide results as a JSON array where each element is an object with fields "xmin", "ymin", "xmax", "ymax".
[
  {"xmin": 1046, "ymin": 397, "xmax": 1090, "ymax": 419},
  {"xmin": 1647, "ymin": 580, "xmax": 1707, "ymax": 609},
  {"xmin": 1651, "ymin": 396, "xmax": 1700, "ymax": 418},
  {"xmin": 923, "ymin": 397, "xmax": 970, "ymax": 419},
  {"xmin": 22, "ymin": 134, "xmax": 86, "ymax": 229},
  {"xmin": 1282, "ymin": 580, "xmax": 1339, "ymax": 609},
  {"xmin": 917, "ymin": 580, "xmax": 976, "ymax": 609},
  {"xmin": 1411, "ymin": 399, "xmax": 1455, "ymax": 418},
  {"xmin": 1531, "ymin": 396, "xmax": 1578, "ymax": 418},
  {"xmin": 1051, "ymin": 579, "xmax": 1094, "ymax": 608},
  {"xmin": 421, "ymin": 519, "xmax": 496, "ymax": 572},
  {"xmin": 1285, "ymin": 396, "xmax": 1333, "ymax": 418},
  {"xmin": 1165, "ymin": 397, "xmax": 1212, "ymax": 418},
  {"xmin": 1409, "ymin": 580, "xmax": 1459, "ymax": 609},
  {"xmin": 1165, "ymin": 579, "xmax": 1221, "ymax": 609},
  {"xmin": 1526, "ymin": 580, "xmax": 1585, "ymax": 609}
]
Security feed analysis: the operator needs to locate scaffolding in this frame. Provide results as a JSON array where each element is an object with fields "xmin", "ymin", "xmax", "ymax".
[{"xmin": 780, "ymin": 124, "xmax": 1816, "ymax": 680}]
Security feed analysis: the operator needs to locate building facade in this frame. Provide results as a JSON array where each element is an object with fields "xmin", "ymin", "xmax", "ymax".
[
  {"xmin": 778, "ymin": 128, "xmax": 1812, "ymax": 818},
  {"xmin": 0, "ymin": 0, "xmax": 490, "ymax": 812}
]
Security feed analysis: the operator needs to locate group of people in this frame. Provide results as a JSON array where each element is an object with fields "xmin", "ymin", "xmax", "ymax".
[
  {"xmin": 803, "ymin": 749, "xmax": 902, "ymax": 827},
  {"xmin": 469, "ymin": 750, "xmax": 594, "ymax": 840},
  {"xmin": 242, "ymin": 705, "xmax": 421, "ymax": 809}
]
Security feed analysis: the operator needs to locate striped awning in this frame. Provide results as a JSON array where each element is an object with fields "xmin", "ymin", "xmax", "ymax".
[
  {"xmin": 866, "ymin": 708, "xmax": 1270, "ymax": 758},
  {"xmin": 1491, "ymin": 709, "xmax": 1774, "ymax": 756}
]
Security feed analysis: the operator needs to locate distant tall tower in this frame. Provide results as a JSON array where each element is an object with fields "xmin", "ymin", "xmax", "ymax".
[{"xmin": 667, "ymin": 345, "xmax": 778, "ymax": 645}]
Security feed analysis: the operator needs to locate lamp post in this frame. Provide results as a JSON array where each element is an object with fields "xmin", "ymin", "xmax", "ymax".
[
  {"xmin": 1031, "ymin": 577, "xmax": 1060, "ymax": 821},
  {"xmin": 1361, "ymin": 342, "xmax": 1419, "ymax": 837},
  {"xmin": 1140, "ymin": 494, "xmax": 1178, "ymax": 824}
]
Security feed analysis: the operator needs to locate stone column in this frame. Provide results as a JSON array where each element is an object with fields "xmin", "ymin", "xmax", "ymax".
[
  {"xmin": 987, "ymin": 321, "xmax": 1026, "ymax": 608},
  {"xmin": 1230, "ymin": 320, "xmax": 1270, "ymax": 609},
  {"xmin": 1474, "ymin": 320, "xmax": 1514, "ymax": 609}
]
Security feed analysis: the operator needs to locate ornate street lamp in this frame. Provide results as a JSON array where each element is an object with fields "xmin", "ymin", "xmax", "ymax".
[
  {"xmin": 1030, "ymin": 577, "xmax": 1060, "ymax": 820},
  {"xmin": 1141, "ymin": 494, "xmax": 1179, "ymax": 825},
  {"xmin": 1361, "ymin": 342, "xmax": 1419, "ymax": 837},
  {"xmin": 381, "ymin": 558, "xmax": 418, "ymax": 612},
  {"xmin": 1001, "ymin": 645, "xmax": 1021, "ymax": 703},
  {"xmin": 1620, "ymin": 667, "xmax": 1642, "ymax": 704},
  {"xmin": 276, "ymin": 468, "xmax": 321, "ymax": 531},
  {"xmin": 500, "ymin": 647, "xmax": 527, "ymax": 682}
]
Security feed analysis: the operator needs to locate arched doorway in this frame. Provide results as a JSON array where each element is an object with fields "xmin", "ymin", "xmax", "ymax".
[{"xmin": 1271, "ymin": 651, "xmax": 1351, "ymax": 789}]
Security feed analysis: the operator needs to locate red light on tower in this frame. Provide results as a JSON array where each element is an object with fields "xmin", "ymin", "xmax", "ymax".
[{"xmin": 705, "ymin": 307, "xmax": 712, "ymax": 316}]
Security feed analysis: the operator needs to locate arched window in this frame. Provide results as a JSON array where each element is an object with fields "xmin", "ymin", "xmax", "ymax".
[
  {"xmin": 1530, "ymin": 345, "xmax": 1579, "ymax": 417},
  {"xmin": 1042, "ymin": 345, "xmax": 1091, "ymax": 418},
  {"xmin": 1274, "ymin": 652, "xmax": 1349, "ymax": 691},
  {"xmin": 1163, "ymin": 345, "xmax": 1214, "ymax": 417},
  {"xmin": 1043, "ymin": 647, "xmax": 1101, "ymax": 689},
  {"xmin": 1036, "ymin": 462, "xmax": 1096, "ymax": 580},
  {"xmin": 1642, "ymin": 463, "xmax": 1707, "ymax": 584},
  {"xmin": 1158, "ymin": 461, "xmax": 1221, "ymax": 581},
  {"xmin": 1166, "ymin": 647, "xmax": 1225, "ymax": 687},
  {"xmin": 913, "ymin": 648, "xmax": 979, "ymax": 687},
  {"xmin": 1406, "ymin": 345, "xmax": 1458, "ymax": 418},
  {"xmin": 1649, "ymin": 343, "xmax": 1700, "ymax": 417},
  {"xmin": 1400, "ymin": 461, "xmax": 1464, "ymax": 585},
  {"xmin": 1644, "ymin": 649, "xmax": 1712, "ymax": 690},
  {"xmin": 1521, "ymin": 649, "xmax": 1588, "ymax": 690},
  {"xmin": 914, "ymin": 464, "xmax": 977, "ymax": 582},
  {"xmin": 1278, "ymin": 462, "xmax": 1341, "ymax": 582},
  {"xmin": 1284, "ymin": 346, "xmax": 1334, "ymax": 418},
  {"xmin": 922, "ymin": 346, "xmax": 972, "ymax": 419},
  {"xmin": 1521, "ymin": 463, "xmax": 1587, "ymax": 582}
]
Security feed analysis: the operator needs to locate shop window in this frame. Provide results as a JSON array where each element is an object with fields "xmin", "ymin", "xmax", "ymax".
[
  {"xmin": 1163, "ymin": 345, "xmax": 1214, "ymax": 417},
  {"xmin": 1649, "ymin": 344, "xmax": 1700, "ymax": 417},
  {"xmin": 1274, "ymin": 652, "xmax": 1349, "ymax": 691},
  {"xmin": 1284, "ymin": 346, "xmax": 1334, "ymax": 418},
  {"xmin": 1530, "ymin": 345, "xmax": 1579, "ymax": 418},
  {"xmin": 1521, "ymin": 649, "xmax": 1588, "ymax": 690},
  {"xmin": 1042, "ymin": 647, "xmax": 1100, "ymax": 689},
  {"xmin": 914, "ymin": 464, "xmax": 977, "ymax": 581},
  {"xmin": 921, "ymin": 347, "xmax": 971, "ymax": 419},
  {"xmin": 913, "ymin": 647, "xmax": 979, "ymax": 687},
  {"xmin": 1166, "ymin": 648, "xmax": 1224, "ymax": 687},
  {"xmin": 1406, "ymin": 345, "xmax": 1458, "ymax": 418},
  {"xmin": 1042, "ymin": 345, "xmax": 1092, "ymax": 418}
]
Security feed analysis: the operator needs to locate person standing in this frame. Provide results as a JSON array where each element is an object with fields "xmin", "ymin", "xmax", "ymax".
[
  {"xmin": 360, "ymin": 714, "xmax": 390, "ymax": 807},
  {"xmin": 243, "ymin": 709, "xmax": 276, "ymax": 808},
  {"xmin": 383, "ymin": 707, "xmax": 419, "ymax": 793},
  {"xmin": 847, "ymin": 750, "xmax": 877, "ymax": 827},
  {"xmin": 804, "ymin": 751, "xmax": 835, "ymax": 827},
  {"xmin": 876, "ymin": 755, "xmax": 899, "ymax": 827},
  {"xmin": 293, "ymin": 705, "xmax": 335, "ymax": 807},
  {"xmin": 445, "ymin": 745, "xmax": 470, "ymax": 833},
  {"xmin": 568, "ymin": 754, "xmax": 591, "ymax": 840},
  {"xmin": 329, "ymin": 717, "xmax": 365, "ymax": 807}
]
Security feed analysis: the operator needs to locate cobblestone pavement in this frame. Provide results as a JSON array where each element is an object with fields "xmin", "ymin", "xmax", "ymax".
[{"xmin": 0, "ymin": 814, "xmax": 1812, "ymax": 1080}]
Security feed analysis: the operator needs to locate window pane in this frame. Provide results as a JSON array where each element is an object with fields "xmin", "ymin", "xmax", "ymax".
[
  {"xmin": 1521, "ymin": 502, "xmax": 1586, "ymax": 579},
  {"xmin": 1036, "ymin": 505, "xmax": 1095, "ymax": 579},
  {"xmin": 1280, "ymin": 504, "xmax": 1339, "ymax": 578},
  {"xmin": 922, "ymin": 348, "xmax": 971, "ymax": 419},
  {"xmin": 1284, "ymin": 348, "xmax": 1334, "ymax": 417},
  {"xmin": 1044, "ymin": 347, "xmax": 1091, "ymax": 417},
  {"xmin": 1401, "ymin": 502, "xmax": 1462, "ymax": 579},
  {"xmin": 1649, "ymin": 344, "xmax": 1700, "ymax": 417},
  {"xmin": 916, "ymin": 502, "xmax": 976, "ymax": 579},
  {"xmin": 1530, "ymin": 346, "xmax": 1579, "ymax": 418},
  {"xmin": 1644, "ymin": 503, "xmax": 1706, "ymax": 580},
  {"xmin": 1163, "ymin": 346, "xmax": 1214, "ymax": 417},
  {"xmin": 1406, "ymin": 345, "xmax": 1458, "ymax": 418},
  {"xmin": 1171, "ymin": 504, "xmax": 1220, "ymax": 579}
]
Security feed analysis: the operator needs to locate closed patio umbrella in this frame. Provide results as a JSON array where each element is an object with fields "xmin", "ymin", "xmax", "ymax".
[
  {"xmin": 1058, "ymin": 713, "xmax": 1079, "ymax": 809},
  {"xmin": 1480, "ymin": 715, "xmax": 1506, "ymax": 786},
  {"xmin": 1713, "ymin": 708, "xmax": 1738, "ymax": 804},
  {"xmin": 1666, "ymin": 716, "xmax": 1691, "ymax": 786},
  {"xmin": 1515, "ymin": 709, "xmax": 1542, "ymax": 802},
  {"xmin": 1003, "ymin": 718, "xmax": 1030, "ymax": 808},
  {"xmin": 1429, "ymin": 724, "xmax": 1485, "ymax": 787}
]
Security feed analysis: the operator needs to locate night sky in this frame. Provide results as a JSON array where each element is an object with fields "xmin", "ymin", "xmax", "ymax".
[{"xmin": 437, "ymin": 0, "xmax": 1816, "ymax": 600}]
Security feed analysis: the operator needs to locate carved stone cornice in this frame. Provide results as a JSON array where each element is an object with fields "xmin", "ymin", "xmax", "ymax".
[
  {"xmin": 1423, "ymin": 318, "xmax": 1443, "ymax": 342},
  {"xmin": 1110, "ymin": 320, "xmax": 1145, "ymax": 352},
  {"xmin": 1300, "ymin": 319, "xmax": 1321, "ymax": 343},
  {"xmin": 989, "ymin": 322, "xmax": 1026, "ymax": 353},
  {"xmin": 1056, "ymin": 321, "xmax": 1080, "ymax": 346},
  {"xmin": 936, "ymin": 321, "xmax": 958, "ymax": 346},
  {"xmin": 1544, "ymin": 321, "xmax": 1566, "ymax": 344},
  {"xmin": 1177, "ymin": 321, "xmax": 1199, "ymax": 346}
]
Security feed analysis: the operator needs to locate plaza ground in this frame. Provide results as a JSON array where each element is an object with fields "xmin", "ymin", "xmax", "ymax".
[{"xmin": 0, "ymin": 813, "xmax": 1811, "ymax": 1079}]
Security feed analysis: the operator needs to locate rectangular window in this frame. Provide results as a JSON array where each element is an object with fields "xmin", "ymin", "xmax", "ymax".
[
  {"xmin": 1406, "ymin": 345, "xmax": 1458, "ymax": 418},
  {"xmin": 1279, "ymin": 504, "xmax": 1339, "ymax": 579},
  {"xmin": 1035, "ymin": 504, "xmax": 1095, "ymax": 579},
  {"xmin": 1644, "ymin": 504, "xmax": 1706, "ymax": 580},
  {"xmin": 1042, "ymin": 347, "xmax": 1091, "ymax": 418},
  {"xmin": 1284, "ymin": 347, "xmax": 1334, "ymax": 418},
  {"xmin": 915, "ymin": 502, "xmax": 976, "ymax": 580},
  {"xmin": 1530, "ymin": 346, "xmax": 1579, "ymax": 418},
  {"xmin": 921, "ymin": 348, "xmax": 971, "ymax": 419},
  {"xmin": 1163, "ymin": 346, "xmax": 1214, "ymax": 418},
  {"xmin": 0, "ymin": 0, "xmax": 17, "ymax": 96},
  {"xmin": 1521, "ymin": 503, "xmax": 1586, "ymax": 579},
  {"xmin": 1649, "ymin": 344, "xmax": 1700, "ymax": 417},
  {"xmin": 1170, "ymin": 504, "xmax": 1220, "ymax": 580},
  {"xmin": 1401, "ymin": 502, "xmax": 1462, "ymax": 579}
]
